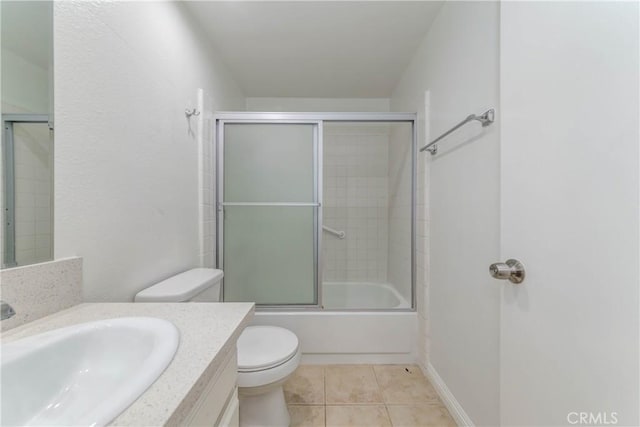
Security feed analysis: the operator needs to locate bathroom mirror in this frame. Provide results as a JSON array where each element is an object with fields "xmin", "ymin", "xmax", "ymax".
[{"xmin": 1, "ymin": 1, "xmax": 54, "ymax": 268}]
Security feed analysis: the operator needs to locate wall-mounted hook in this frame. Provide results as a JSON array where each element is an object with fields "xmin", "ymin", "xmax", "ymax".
[{"xmin": 185, "ymin": 108, "xmax": 200, "ymax": 118}]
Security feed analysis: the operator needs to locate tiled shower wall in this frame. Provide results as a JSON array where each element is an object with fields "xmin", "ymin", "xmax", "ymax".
[
  {"xmin": 198, "ymin": 89, "xmax": 216, "ymax": 268},
  {"xmin": 322, "ymin": 124, "xmax": 389, "ymax": 282}
]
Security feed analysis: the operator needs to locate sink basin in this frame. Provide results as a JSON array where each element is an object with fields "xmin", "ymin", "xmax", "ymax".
[{"xmin": 1, "ymin": 317, "xmax": 179, "ymax": 426}]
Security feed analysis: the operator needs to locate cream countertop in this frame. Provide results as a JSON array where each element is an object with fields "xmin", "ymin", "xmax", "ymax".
[{"xmin": 1, "ymin": 302, "xmax": 255, "ymax": 427}]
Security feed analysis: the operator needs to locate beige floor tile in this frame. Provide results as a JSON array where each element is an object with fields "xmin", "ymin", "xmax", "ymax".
[
  {"xmin": 325, "ymin": 365, "xmax": 383, "ymax": 404},
  {"xmin": 373, "ymin": 365, "xmax": 440, "ymax": 404},
  {"xmin": 285, "ymin": 365, "xmax": 325, "ymax": 404},
  {"xmin": 289, "ymin": 405, "xmax": 325, "ymax": 427},
  {"xmin": 387, "ymin": 404, "xmax": 457, "ymax": 427},
  {"xmin": 326, "ymin": 405, "xmax": 392, "ymax": 427}
]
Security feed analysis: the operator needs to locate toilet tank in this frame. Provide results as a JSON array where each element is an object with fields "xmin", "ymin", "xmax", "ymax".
[{"xmin": 134, "ymin": 268, "xmax": 224, "ymax": 302}]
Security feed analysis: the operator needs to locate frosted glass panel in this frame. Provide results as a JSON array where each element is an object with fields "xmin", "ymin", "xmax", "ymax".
[
  {"xmin": 224, "ymin": 124, "xmax": 315, "ymax": 202},
  {"xmin": 223, "ymin": 206, "xmax": 316, "ymax": 304},
  {"xmin": 222, "ymin": 122, "xmax": 317, "ymax": 305}
]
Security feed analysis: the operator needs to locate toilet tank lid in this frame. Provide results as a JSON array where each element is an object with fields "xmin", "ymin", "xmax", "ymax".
[{"xmin": 134, "ymin": 268, "xmax": 223, "ymax": 302}]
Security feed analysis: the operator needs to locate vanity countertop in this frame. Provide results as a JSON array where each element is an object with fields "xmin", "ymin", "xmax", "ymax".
[{"xmin": 1, "ymin": 302, "xmax": 255, "ymax": 426}]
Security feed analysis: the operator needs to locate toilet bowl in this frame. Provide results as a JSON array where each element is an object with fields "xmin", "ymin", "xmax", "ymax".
[
  {"xmin": 134, "ymin": 268, "xmax": 300, "ymax": 427},
  {"xmin": 237, "ymin": 326, "xmax": 301, "ymax": 427}
]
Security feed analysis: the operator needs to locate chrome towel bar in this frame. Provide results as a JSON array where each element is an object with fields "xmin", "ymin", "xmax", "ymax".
[
  {"xmin": 323, "ymin": 226, "xmax": 346, "ymax": 239},
  {"xmin": 420, "ymin": 108, "xmax": 495, "ymax": 155}
]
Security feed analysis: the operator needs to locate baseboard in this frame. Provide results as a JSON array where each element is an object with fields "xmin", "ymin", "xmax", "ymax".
[
  {"xmin": 301, "ymin": 353, "xmax": 416, "ymax": 365},
  {"xmin": 425, "ymin": 363, "xmax": 475, "ymax": 427}
]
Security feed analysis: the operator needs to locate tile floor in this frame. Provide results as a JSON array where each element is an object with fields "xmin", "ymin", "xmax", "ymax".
[{"xmin": 283, "ymin": 365, "xmax": 457, "ymax": 427}]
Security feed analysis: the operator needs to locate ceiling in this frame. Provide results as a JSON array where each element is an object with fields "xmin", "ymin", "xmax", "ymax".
[
  {"xmin": 1, "ymin": 1, "xmax": 52, "ymax": 69},
  {"xmin": 185, "ymin": 1, "xmax": 443, "ymax": 98}
]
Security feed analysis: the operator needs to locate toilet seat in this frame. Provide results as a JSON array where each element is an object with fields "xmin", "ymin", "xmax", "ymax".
[
  {"xmin": 236, "ymin": 326, "xmax": 301, "ymax": 389},
  {"xmin": 237, "ymin": 326, "xmax": 299, "ymax": 372}
]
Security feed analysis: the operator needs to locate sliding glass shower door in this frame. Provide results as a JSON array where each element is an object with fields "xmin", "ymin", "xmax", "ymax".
[{"xmin": 219, "ymin": 122, "xmax": 319, "ymax": 305}]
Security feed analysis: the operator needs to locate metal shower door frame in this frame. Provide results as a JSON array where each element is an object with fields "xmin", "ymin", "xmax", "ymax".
[{"xmin": 215, "ymin": 112, "xmax": 417, "ymax": 312}]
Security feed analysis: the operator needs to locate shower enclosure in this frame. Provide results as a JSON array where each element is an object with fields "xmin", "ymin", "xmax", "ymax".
[{"xmin": 216, "ymin": 112, "xmax": 416, "ymax": 312}]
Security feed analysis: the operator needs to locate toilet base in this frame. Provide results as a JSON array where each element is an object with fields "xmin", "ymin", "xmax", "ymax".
[{"xmin": 239, "ymin": 385, "xmax": 290, "ymax": 427}]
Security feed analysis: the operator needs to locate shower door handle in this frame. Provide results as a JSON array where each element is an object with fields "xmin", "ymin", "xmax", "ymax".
[{"xmin": 489, "ymin": 259, "xmax": 525, "ymax": 284}]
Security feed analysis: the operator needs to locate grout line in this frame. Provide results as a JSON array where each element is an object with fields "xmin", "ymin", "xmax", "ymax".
[
  {"xmin": 371, "ymin": 365, "xmax": 394, "ymax": 426},
  {"xmin": 384, "ymin": 405, "xmax": 394, "ymax": 427},
  {"xmin": 323, "ymin": 365, "xmax": 327, "ymax": 427},
  {"xmin": 324, "ymin": 402, "xmax": 386, "ymax": 406},
  {"xmin": 371, "ymin": 364, "xmax": 387, "ymax": 405}
]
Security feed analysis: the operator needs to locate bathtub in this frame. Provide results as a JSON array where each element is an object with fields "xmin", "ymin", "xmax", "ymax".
[
  {"xmin": 251, "ymin": 281, "xmax": 417, "ymax": 364},
  {"xmin": 322, "ymin": 282, "xmax": 410, "ymax": 310}
]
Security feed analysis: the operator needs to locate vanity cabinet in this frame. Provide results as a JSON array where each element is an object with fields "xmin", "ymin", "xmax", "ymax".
[{"xmin": 183, "ymin": 347, "xmax": 239, "ymax": 427}]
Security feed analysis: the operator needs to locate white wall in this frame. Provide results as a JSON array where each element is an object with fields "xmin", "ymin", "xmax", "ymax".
[
  {"xmin": 391, "ymin": 2, "xmax": 500, "ymax": 425},
  {"xmin": 246, "ymin": 97, "xmax": 389, "ymax": 112},
  {"xmin": 54, "ymin": 1, "xmax": 244, "ymax": 301}
]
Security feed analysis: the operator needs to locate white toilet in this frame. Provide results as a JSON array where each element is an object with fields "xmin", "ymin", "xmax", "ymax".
[{"xmin": 134, "ymin": 268, "xmax": 301, "ymax": 427}]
